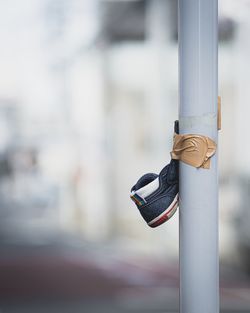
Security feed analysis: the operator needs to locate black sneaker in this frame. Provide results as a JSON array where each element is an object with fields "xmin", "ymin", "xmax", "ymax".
[{"xmin": 130, "ymin": 159, "xmax": 179, "ymax": 228}]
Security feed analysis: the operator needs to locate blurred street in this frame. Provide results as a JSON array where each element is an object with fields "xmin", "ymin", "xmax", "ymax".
[
  {"xmin": 0, "ymin": 235, "xmax": 249, "ymax": 313},
  {"xmin": 0, "ymin": 0, "xmax": 250, "ymax": 312}
]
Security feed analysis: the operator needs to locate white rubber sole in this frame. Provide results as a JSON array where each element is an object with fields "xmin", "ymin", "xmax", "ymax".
[{"xmin": 148, "ymin": 193, "xmax": 179, "ymax": 228}]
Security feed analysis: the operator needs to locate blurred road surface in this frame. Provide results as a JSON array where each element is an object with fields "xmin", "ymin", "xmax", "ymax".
[{"xmin": 0, "ymin": 235, "xmax": 249, "ymax": 313}]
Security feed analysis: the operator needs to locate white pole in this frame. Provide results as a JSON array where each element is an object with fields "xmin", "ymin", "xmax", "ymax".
[{"xmin": 179, "ymin": 1, "xmax": 219, "ymax": 313}]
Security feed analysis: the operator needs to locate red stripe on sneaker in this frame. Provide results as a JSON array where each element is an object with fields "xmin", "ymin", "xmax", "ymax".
[{"xmin": 149, "ymin": 199, "xmax": 178, "ymax": 228}]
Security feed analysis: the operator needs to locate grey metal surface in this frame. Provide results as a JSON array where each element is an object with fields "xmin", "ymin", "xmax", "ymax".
[{"xmin": 178, "ymin": 0, "xmax": 219, "ymax": 312}]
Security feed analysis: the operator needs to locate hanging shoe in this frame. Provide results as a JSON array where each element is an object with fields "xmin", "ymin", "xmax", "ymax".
[{"xmin": 130, "ymin": 159, "xmax": 179, "ymax": 228}]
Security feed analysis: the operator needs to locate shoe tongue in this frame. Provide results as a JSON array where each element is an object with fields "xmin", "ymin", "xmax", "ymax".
[{"xmin": 132, "ymin": 173, "xmax": 158, "ymax": 192}]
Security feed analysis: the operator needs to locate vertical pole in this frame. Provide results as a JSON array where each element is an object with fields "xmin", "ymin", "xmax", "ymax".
[{"xmin": 179, "ymin": 1, "xmax": 219, "ymax": 313}]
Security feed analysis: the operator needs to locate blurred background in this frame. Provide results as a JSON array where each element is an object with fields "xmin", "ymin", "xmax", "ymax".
[{"xmin": 0, "ymin": 0, "xmax": 250, "ymax": 312}]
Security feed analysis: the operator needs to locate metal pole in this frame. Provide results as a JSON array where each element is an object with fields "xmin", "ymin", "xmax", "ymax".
[{"xmin": 179, "ymin": 1, "xmax": 219, "ymax": 313}]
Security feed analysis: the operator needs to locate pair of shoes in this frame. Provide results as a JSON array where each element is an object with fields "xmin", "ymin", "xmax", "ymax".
[{"xmin": 130, "ymin": 159, "xmax": 179, "ymax": 228}]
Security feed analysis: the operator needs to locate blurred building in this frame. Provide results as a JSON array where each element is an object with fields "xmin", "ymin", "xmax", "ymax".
[{"xmin": 0, "ymin": 0, "xmax": 249, "ymax": 271}]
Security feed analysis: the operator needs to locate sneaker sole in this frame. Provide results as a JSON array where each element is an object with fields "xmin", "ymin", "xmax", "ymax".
[{"xmin": 147, "ymin": 194, "xmax": 179, "ymax": 228}]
